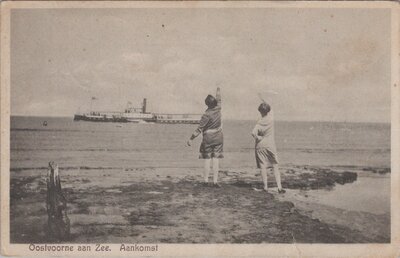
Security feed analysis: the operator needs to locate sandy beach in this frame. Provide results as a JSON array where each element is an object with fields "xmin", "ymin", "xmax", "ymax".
[{"xmin": 10, "ymin": 164, "xmax": 390, "ymax": 243}]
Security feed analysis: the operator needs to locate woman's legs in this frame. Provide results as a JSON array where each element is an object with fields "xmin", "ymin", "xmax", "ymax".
[
  {"xmin": 212, "ymin": 158, "xmax": 219, "ymax": 184},
  {"xmin": 260, "ymin": 167, "xmax": 268, "ymax": 190},
  {"xmin": 272, "ymin": 164, "xmax": 283, "ymax": 190},
  {"xmin": 204, "ymin": 159, "xmax": 211, "ymax": 182},
  {"xmin": 259, "ymin": 165, "xmax": 282, "ymax": 191},
  {"xmin": 203, "ymin": 158, "xmax": 220, "ymax": 184}
]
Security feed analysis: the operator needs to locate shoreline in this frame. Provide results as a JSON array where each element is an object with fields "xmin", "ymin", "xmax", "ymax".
[{"xmin": 10, "ymin": 165, "xmax": 390, "ymax": 243}]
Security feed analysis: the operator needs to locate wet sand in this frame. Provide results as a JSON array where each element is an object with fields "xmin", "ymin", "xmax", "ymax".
[{"xmin": 10, "ymin": 165, "xmax": 390, "ymax": 243}]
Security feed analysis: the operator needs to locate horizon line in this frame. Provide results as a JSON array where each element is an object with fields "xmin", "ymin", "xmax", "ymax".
[{"xmin": 9, "ymin": 114, "xmax": 391, "ymax": 124}]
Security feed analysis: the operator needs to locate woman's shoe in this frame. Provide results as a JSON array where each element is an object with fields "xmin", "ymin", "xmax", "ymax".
[
  {"xmin": 213, "ymin": 183, "xmax": 222, "ymax": 188},
  {"xmin": 278, "ymin": 188, "xmax": 286, "ymax": 194}
]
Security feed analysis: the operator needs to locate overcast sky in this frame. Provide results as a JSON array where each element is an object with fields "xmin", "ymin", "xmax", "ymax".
[{"xmin": 11, "ymin": 8, "xmax": 391, "ymax": 122}]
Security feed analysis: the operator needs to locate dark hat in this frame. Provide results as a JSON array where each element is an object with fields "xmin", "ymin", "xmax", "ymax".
[
  {"xmin": 258, "ymin": 102, "xmax": 271, "ymax": 115},
  {"xmin": 205, "ymin": 94, "xmax": 217, "ymax": 109}
]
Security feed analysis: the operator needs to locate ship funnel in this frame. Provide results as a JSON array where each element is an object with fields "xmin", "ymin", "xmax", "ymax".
[{"xmin": 142, "ymin": 98, "xmax": 147, "ymax": 113}]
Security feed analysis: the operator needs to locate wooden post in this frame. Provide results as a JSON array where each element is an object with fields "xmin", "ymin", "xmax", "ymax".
[{"xmin": 46, "ymin": 161, "xmax": 70, "ymax": 241}]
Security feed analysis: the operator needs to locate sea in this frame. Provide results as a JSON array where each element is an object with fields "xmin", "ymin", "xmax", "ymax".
[
  {"xmin": 10, "ymin": 116, "xmax": 391, "ymax": 214},
  {"xmin": 10, "ymin": 116, "xmax": 390, "ymax": 171}
]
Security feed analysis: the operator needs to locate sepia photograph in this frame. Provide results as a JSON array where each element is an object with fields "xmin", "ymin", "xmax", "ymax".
[{"xmin": 1, "ymin": 1, "xmax": 399, "ymax": 257}]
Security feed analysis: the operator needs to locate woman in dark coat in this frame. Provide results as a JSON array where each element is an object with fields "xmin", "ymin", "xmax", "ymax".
[{"xmin": 187, "ymin": 87, "xmax": 223, "ymax": 187}]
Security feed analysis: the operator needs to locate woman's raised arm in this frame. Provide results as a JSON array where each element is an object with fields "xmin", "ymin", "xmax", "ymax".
[{"xmin": 216, "ymin": 87, "xmax": 221, "ymax": 107}]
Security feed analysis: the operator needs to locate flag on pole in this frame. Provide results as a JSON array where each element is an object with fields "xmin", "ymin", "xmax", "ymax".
[{"xmin": 91, "ymin": 97, "xmax": 97, "ymax": 100}]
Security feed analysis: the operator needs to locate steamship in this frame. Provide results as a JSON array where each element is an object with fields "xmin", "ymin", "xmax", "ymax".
[{"xmin": 73, "ymin": 98, "xmax": 201, "ymax": 124}]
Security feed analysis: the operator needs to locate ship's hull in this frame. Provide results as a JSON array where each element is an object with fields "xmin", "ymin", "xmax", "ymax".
[{"xmin": 74, "ymin": 114, "xmax": 128, "ymax": 123}]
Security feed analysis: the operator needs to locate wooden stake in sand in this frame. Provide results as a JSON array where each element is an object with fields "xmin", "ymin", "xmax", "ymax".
[{"xmin": 46, "ymin": 161, "xmax": 70, "ymax": 241}]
